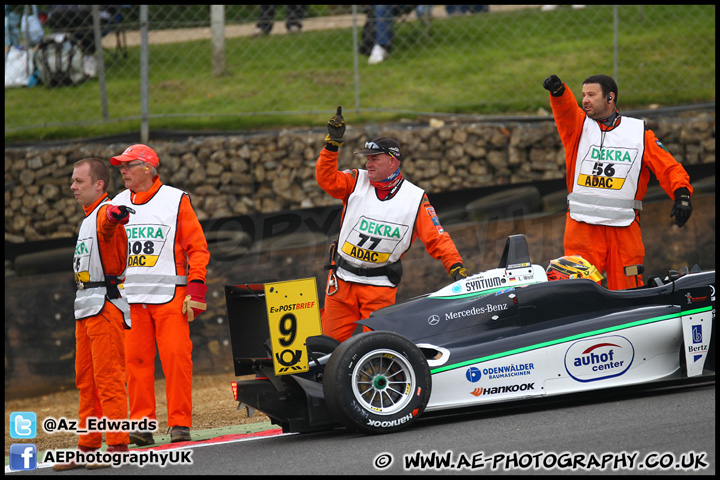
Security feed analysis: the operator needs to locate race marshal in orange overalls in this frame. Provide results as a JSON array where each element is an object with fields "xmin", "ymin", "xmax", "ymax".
[
  {"xmin": 54, "ymin": 158, "xmax": 131, "ymax": 471},
  {"xmin": 543, "ymin": 74, "xmax": 693, "ymax": 290},
  {"xmin": 110, "ymin": 144, "xmax": 210, "ymax": 445},
  {"xmin": 318, "ymin": 107, "xmax": 467, "ymax": 342}
]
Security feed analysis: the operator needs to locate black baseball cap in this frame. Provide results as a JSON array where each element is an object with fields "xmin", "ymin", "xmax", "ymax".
[{"xmin": 354, "ymin": 137, "xmax": 402, "ymax": 160}]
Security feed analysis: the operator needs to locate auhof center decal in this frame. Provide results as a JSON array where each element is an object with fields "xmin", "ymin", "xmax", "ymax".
[{"xmin": 564, "ymin": 335, "xmax": 634, "ymax": 382}]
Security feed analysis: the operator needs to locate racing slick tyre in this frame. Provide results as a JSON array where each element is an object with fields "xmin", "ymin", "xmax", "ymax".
[
  {"xmin": 306, "ymin": 334, "xmax": 340, "ymax": 356},
  {"xmin": 323, "ymin": 331, "xmax": 431, "ymax": 435}
]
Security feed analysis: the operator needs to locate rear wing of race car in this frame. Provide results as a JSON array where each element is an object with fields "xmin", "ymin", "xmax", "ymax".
[{"xmin": 225, "ymin": 282, "xmax": 275, "ymax": 376}]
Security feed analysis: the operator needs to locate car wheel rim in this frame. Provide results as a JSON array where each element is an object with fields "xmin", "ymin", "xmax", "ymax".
[{"xmin": 351, "ymin": 348, "xmax": 416, "ymax": 415}]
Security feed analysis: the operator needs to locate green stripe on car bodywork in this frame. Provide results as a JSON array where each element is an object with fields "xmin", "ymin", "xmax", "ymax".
[
  {"xmin": 431, "ymin": 286, "xmax": 512, "ymax": 300},
  {"xmin": 429, "ymin": 305, "xmax": 712, "ymax": 375}
]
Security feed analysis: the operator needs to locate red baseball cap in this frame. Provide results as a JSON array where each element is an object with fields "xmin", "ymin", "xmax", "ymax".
[{"xmin": 110, "ymin": 144, "xmax": 159, "ymax": 167}]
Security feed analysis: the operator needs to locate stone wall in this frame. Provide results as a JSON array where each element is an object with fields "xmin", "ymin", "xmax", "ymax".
[{"xmin": 4, "ymin": 110, "xmax": 715, "ymax": 243}]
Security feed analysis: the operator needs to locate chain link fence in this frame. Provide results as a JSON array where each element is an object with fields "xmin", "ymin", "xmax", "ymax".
[{"xmin": 4, "ymin": 5, "xmax": 716, "ymax": 138}]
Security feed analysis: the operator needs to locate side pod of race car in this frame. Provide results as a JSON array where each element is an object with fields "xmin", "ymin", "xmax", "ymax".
[{"xmin": 225, "ymin": 235, "xmax": 715, "ymax": 435}]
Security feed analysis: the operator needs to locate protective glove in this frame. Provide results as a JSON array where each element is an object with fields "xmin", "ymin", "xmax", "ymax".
[
  {"xmin": 106, "ymin": 205, "xmax": 135, "ymax": 225},
  {"xmin": 182, "ymin": 281, "xmax": 207, "ymax": 322},
  {"xmin": 449, "ymin": 263, "xmax": 468, "ymax": 282},
  {"xmin": 543, "ymin": 74, "xmax": 565, "ymax": 97},
  {"xmin": 669, "ymin": 187, "xmax": 692, "ymax": 227},
  {"xmin": 325, "ymin": 105, "xmax": 345, "ymax": 148},
  {"xmin": 105, "ymin": 276, "xmax": 121, "ymax": 299}
]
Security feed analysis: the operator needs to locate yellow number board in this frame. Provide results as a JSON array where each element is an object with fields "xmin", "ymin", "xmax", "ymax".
[{"xmin": 264, "ymin": 277, "xmax": 322, "ymax": 376}]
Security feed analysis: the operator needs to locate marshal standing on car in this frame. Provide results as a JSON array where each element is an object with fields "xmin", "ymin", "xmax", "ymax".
[
  {"xmin": 317, "ymin": 106, "xmax": 468, "ymax": 342},
  {"xmin": 543, "ymin": 74, "xmax": 693, "ymax": 290}
]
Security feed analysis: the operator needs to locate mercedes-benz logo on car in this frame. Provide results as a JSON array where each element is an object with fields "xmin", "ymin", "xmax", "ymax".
[{"xmin": 428, "ymin": 315, "xmax": 440, "ymax": 326}]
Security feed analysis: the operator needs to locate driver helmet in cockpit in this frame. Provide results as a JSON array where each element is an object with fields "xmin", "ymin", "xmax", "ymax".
[{"xmin": 546, "ymin": 255, "xmax": 603, "ymax": 283}]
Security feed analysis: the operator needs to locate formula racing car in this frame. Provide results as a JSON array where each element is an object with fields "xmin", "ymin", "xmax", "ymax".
[{"xmin": 225, "ymin": 235, "xmax": 715, "ymax": 435}]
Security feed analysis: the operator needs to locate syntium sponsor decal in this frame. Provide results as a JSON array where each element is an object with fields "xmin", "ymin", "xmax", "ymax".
[
  {"xmin": 469, "ymin": 383, "xmax": 535, "ymax": 397},
  {"xmin": 125, "ymin": 224, "xmax": 171, "ymax": 267},
  {"xmin": 465, "ymin": 276, "xmax": 504, "ymax": 292},
  {"xmin": 564, "ymin": 335, "xmax": 634, "ymax": 382}
]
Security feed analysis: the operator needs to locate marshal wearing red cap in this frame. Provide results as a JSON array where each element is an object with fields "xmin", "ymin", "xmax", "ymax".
[
  {"xmin": 109, "ymin": 143, "xmax": 209, "ymax": 445},
  {"xmin": 110, "ymin": 144, "xmax": 160, "ymax": 167}
]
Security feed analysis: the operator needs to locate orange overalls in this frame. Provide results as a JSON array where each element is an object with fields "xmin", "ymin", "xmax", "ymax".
[
  {"xmin": 75, "ymin": 194, "xmax": 129, "ymax": 449},
  {"xmin": 549, "ymin": 84, "xmax": 693, "ymax": 290},
  {"xmin": 122, "ymin": 177, "xmax": 210, "ymax": 428},
  {"xmin": 316, "ymin": 147, "xmax": 464, "ymax": 341}
]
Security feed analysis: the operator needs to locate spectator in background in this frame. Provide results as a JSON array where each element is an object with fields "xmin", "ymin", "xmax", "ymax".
[
  {"xmin": 540, "ymin": 5, "xmax": 586, "ymax": 11},
  {"xmin": 44, "ymin": 5, "xmax": 124, "ymax": 54},
  {"xmin": 5, "ymin": 5, "xmax": 22, "ymax": 49},
  {"xmin": 365, "ymin": 5, "xmax": 417, "ymax": 65},
  {"xmin": 5, "ymin": 4, "xmax": 44, "ymax": 50},
  {"xmin": 253, "ymin": 5, "xmax": 306, "ymax": 36},
  {"xmin": 445, "ymin": 5, "xmax": 489, "ymax": 16},
  {"xmin": 110, "ymin": 144, "xmax": 210, "ymax": 445}
]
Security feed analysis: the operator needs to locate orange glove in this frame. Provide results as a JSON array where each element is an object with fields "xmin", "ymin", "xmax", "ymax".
[{"xmin": 182, "ymin": 281, "xmax": 207, "ymax": 322}]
